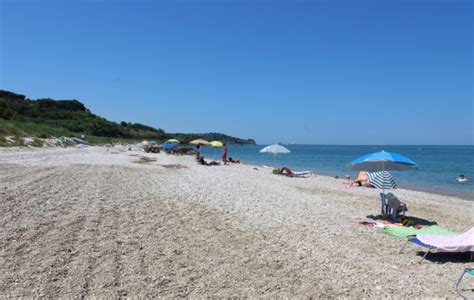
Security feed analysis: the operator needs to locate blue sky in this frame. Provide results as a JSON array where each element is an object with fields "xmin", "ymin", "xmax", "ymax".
[{"xmin": 1, "ymin": 0, "xmax": 472, "ymax": 145}]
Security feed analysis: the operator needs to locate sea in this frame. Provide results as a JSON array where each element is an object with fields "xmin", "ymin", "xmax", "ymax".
[{"xmin": 199, "ymin": 144, "xmax": 474, "ymax": 200}]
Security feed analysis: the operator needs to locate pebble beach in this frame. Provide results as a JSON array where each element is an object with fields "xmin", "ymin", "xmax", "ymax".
[{"xmin": 0, "ymin": 146, "xmax": 473, "ymax": 298}]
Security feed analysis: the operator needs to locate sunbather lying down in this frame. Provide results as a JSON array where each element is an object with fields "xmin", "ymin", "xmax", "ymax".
[
  {"xmin": 198, "ymin": 157, "xmax": 220, "ymax": 166},
  {"xmin": 227, "ymin": 157, "xmax": 240, "ymax": 163},
  {"xmin": 273, "ymin": 167, "xmax": 314, "ymax": 178}
]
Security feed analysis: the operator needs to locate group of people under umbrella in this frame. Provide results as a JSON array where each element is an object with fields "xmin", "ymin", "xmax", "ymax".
[
  {"xmin": 161, "ymin": 138, "xmax": 232, "ymax": 164},
  {"xmin": 162, "ymin": 138, "xmax": 224, "ymax": 152}
]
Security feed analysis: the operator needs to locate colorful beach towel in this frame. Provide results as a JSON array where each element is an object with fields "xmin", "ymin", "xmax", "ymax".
[
  {"xmin": 417, "ymin": 227, "xmax": 474, "ymax": 252},
  {"xmin": 383, "ymin": 225, "xmax": 456, "ymax": 238},
  {"xmin": 374, "ymin": 220, "xmax": 403, "ymax": 229}
]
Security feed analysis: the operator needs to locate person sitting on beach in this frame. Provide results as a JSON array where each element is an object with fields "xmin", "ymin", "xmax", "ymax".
[
  {"xmin": 227, "ymin": 157, "xmax": 240, "ymax": 163},
  {"xmin": 353, "ymin": 171, "xmax": 370, "ymax": 187},
  {"xmin": 457, "ymin": 174, "xmax": 468, "ymax": 183}
]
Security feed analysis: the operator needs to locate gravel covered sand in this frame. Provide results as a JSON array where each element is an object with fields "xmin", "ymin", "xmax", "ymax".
[{"xmin": 0, "ymin": 146, "xmax": 473, "ymax": 298}]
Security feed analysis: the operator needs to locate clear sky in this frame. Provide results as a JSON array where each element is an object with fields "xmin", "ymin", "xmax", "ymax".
[{"xmin": 1, "ymin": 0, "xmax": 472, "ymax": 145}]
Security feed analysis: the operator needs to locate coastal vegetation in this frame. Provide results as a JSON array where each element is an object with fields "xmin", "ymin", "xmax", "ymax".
[{"xmin": 0, "ymin": 90, "xmax": 255, "ymax": 146}]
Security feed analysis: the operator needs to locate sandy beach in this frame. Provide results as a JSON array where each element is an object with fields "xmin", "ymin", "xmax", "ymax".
[{"xmin": 0, "ymin": 146, "xmax": 472, "ymax": 298}]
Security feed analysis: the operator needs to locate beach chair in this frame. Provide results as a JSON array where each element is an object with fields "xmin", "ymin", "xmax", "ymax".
[
  {"xmin": 455, "ymin": 268, "xmax": 474, "ymax": 300},
  {"xmin": 279, "ymin": 167, "xmax": 314, "ymax": 178},
  {"xmin": 290, "ymin": 170, "xmax": 314, "ymax": 177},
  {"xmin": 399, "ymin": 227, "xmax": 474, "ymax": 263},
  {"xmin": 379, "ymin": 193, "xmax": 390, "ymax": 216},
  {"xmin": 399, "ymin": 237, "xmax": 436, "ymax": 263},
  {"xmin": 380, "ymin": 193, "xmax": 407, "ymax": 221}
]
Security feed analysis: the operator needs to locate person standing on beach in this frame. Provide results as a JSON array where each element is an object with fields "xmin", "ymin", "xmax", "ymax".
[
  {"xmin": 222, "ymin": 143, "xmax": 227, "ymax": 164},
  {"xmin": 196, "ymin": 144, "xmax": 201, "ymax": 160}
]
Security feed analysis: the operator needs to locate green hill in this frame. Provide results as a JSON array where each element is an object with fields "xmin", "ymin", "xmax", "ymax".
[{"xmin": 0, "ymin": 90, "xmax": 255, "ymax": 146}]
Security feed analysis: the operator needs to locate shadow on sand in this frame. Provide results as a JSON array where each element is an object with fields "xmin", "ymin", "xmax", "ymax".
[
  {"xmin": 366, "ymin": 215, "xmax": 438, "ymax": 226},
  {"xmin": 416, "ymin": 251, "xmax": 473, "ymax": 264}
]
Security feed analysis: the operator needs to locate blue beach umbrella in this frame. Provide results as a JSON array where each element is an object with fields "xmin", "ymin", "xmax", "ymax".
[
  {"xmin": 348, "ymin": 150, "xmax": 417, "ymax": 213},
  {"xmin": 163, "ymin": 142, "xmax": 177, "ymax": 152},
  {"xmin": 347, "ymin": 151, "xmax": 418, "ymax": 172}
]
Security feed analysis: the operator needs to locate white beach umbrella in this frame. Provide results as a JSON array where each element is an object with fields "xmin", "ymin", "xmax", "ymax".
[
  {"xmin": 260, "ymin": 144, "xmax": 290, "ymax": 162},
  {"xmin": 190, "ymin": 139, "xmax": 210, "ymax": 158},
  {"xmin": 189, "ymin": 139, "xmax": 210, "ymax": 146}
]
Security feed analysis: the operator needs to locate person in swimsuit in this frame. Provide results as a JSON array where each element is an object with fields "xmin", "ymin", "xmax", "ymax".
[
  {"xmin": 222, "ymin": 143, "xmax": 227, "ymax": 165},
  {"xmin": 228, "ymin": 157, "xmax": 240, "ymax": 163},
  {"xmin": 195, "ymin": 144, "xmax": 201, "ymax": 160}
]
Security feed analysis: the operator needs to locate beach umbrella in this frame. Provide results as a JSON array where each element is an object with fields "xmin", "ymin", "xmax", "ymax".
[
  {"xmin": 347, "ymin": 150, "xmax": 417, "ymax": 213},
  {"xmin": 163, "ymin": 142, "xmax": 177, "ymax": 152},
  {"xmin": 260, "ymin": 144, "xmax": 290, "ymax": 162},
  {"xmin": 367, "ymin": 171, "xmax": 398, "ymax": 190},
  {"xmin": 189, "ymin": 139, "xmax": 210, "ymax": 146},
  {"xmin": 347, "ymin": 151, "xmax": 418, "ymax": 172},
  {"xmin": 190, "ymin": 139, "xmax": 210, "ymax": 158},
  {"xmin": 210, "ymin": 141, "xmax": 223, "ymax": 147},
  {"xmin": 166, "ymin": 138, "xmax": 180, "ymax": 144},
  {"xmin": 210, "ymin": 141, "xmax": 223, "ymax": 159}
]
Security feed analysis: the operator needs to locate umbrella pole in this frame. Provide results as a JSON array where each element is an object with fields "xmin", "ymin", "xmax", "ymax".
[
  {"xmin": 382, "ymin": 162, "xmax": 385, "ymax": 196},
  {"xmin": 381, "ymin": 162, "xmax": 385, "ymax": 215}
]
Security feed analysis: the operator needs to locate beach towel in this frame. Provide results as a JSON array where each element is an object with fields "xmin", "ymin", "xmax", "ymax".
[
  {"xmin": 383, "ymin": 225, "xmax": 456, "ymax": 238},
  {"xmin": 417, "ymin": 227, "xmax": 474, "ymax": 252},
  {"xmin": 373, "ymin": 220, "xmax": 403, "ymax": 228}
]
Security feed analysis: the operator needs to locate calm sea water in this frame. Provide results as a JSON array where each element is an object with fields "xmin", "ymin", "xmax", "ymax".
[{"xmin": 199, "ymin": 145, "xmax": 474, "ymax": 200}]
